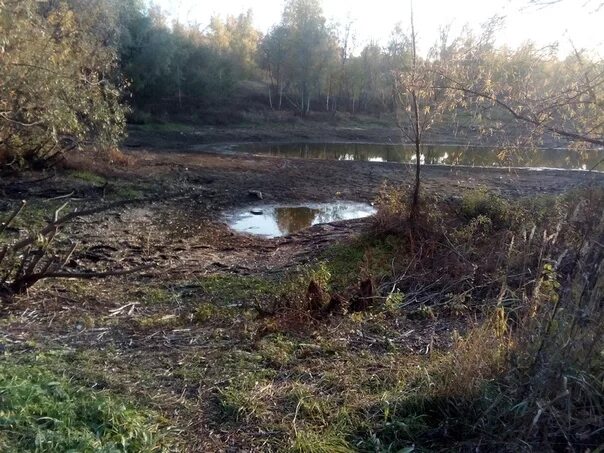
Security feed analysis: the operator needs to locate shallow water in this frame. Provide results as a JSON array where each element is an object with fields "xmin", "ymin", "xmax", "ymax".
[
  {"xmin": 238, "ymin": 143, "xmax": 604, "ymax": 171},
  {"xmin": 226, "ymin": 202, "xmax": 376, "ymax": 238}
]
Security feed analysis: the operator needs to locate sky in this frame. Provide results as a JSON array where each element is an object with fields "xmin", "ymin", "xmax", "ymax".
[{"xmin": 155, "ymin": 0, "xmax": 603, "ymax": 56}]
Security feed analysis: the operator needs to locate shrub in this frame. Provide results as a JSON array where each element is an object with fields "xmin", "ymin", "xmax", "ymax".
[
  {"xmin": 0, "ymin": 0, "xmax": 126, "ymax": 168},
  {"xmin": 459, "ymin": 188, "xmax": 512, "ymax": 228}
]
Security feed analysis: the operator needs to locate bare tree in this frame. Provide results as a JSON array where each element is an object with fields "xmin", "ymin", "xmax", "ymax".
[
  {"xmin": 394, "ymin": 9, "xmax": 460, "ymax": 220},
  {"xmin": 437, "ymin": 34, "xmax": 604, "ymax": 159}
]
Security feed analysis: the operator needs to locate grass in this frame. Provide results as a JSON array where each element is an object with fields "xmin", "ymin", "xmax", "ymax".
[
  {"xmin": 1, "ymin": 200, "xmax": 69, "ymax": 232},
  {"xmin": 322, "ymin": 235, "xmax": 402, "ymax": 292},
  {"xmin": 0, "ymin": 353, "xmax": 173, "ymax": 452},
  {"xmin": 292, "ymin": 429, "xmax": 355, "ymax": 453},
  {"xmin": 68, "ymin": 169, "xmax": 107, "ymax": 186},
  {"xmin": 197, "ymin": 274, "xmax": 281, "ymax": 305},
  {"xmin": 2, "ymin": 183, "xmax": 602, "ymax": 451},
  {"xmin": 107, "ymin": 183, "xmax": 145, "ymax": 200}
]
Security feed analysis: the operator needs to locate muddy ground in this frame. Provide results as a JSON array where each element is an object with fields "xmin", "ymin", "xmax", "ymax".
[
  {"xmin": 126, "ymin": 116, "xmax": 561, "ymax": 150},
  {"xmin": 3, "ymin": 146, "xmax": 596, "ymax": 282},
  {"xmin": 1, "ymin": 135, "xmax": 603, "ymax": 451}
]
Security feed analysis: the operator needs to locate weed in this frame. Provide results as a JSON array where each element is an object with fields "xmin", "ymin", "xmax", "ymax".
[
  {"xmin": 108, "ymin": 184, "xmax": 145, "ymax": 200},
  {"xmin": 139, "ymin": 286, "xmax": 174, "ymax": 305},
  {"xmin": 217, "ymin": 375, "xmax": 273, "ymax": 423},
  {"xmin": 198, "ymin": 275, "xmax": 279, "ymax": 305}
]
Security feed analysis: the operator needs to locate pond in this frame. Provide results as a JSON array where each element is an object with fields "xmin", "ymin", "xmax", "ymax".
[
  {"xmin": 226, "ymin": 202, "xmax": 376, "ymax": 238},
  {"xmin": 237, "ymin": 143, "xmax": 604, "ymax": 171}
]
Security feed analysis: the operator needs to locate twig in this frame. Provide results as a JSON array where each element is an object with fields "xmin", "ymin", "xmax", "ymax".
[{"xmin": 0, "ymin": 200, "xmax": 26, "ymax": 236}]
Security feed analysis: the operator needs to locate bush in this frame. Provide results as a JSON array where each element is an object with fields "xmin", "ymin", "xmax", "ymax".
[
  {"xmin": 459, "ymin": 188, "xmax": 512, "ymax": 228},
  {"xmin": 0, "ymin": 0, "xmax": 126, "ymax": 168},
  {"xmin": 360, "ymin": 185, "xmax": 604, "ymax": 450}
]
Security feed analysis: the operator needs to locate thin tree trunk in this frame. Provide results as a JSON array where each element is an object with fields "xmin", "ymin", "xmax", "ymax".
[
  {"xmin": 413, "ymin": 134, "xmax": 421, "ymax": 215},
  {"xmin": 268, "ymin": 85, "xmax": 273, "ymax": 110},
  {"xmin": 410, "ymin": 3, "xmax": 421, "ymax": 222}
]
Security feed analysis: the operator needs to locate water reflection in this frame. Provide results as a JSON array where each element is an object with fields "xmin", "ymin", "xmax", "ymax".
[
  {"xmin": 226, "ymin": 202, "xmax": 376, "ymax": 238},
  {"xmin": 274, "ymin": 206, "xmax": 320, "ymax": 234},
  {"xmin": 239, "ymin": 143, "xmax": 604, "ymax": 171}
]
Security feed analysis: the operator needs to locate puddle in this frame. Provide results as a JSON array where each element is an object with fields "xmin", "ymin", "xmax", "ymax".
[
  {"xmin": 226, "ymin": 202, "xmax": 376, "ymax": 238},
  {"xmin": 235, "ymin": 143, "xmax": 604, "ymax": 171}
]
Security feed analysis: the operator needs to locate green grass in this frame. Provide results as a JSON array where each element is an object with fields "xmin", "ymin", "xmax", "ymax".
[
  {"xmin": 322, "ymin": 235, "xmax": 402, "ymax": 292},
  {"xmin": 68, "ymin": 170, "xmax": 107, "ymax": 186},
  {"xmin": 108, "ymin": 184, "xmax": 145, "ymax": 200},
  {"xmin": 0, "ymin": 353, "xmax": 172, "ymax": 452},
  {"xmin": 292, "ymin": 428, "xmax": 355, "ymax": 453},
  {"xmin": 197, "ymin": 274, "xmax": 281, "ymax": 305},
  {"xmin": 1, "ymin": 200, "xmax": 70, "ymax": 232},
  {"xmin": 2, "ymin": 187, "xmax": 601, "ymax": 451}
]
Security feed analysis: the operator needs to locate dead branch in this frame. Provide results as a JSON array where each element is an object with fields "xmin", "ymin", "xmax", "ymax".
[
  {"xmin": 0, "ymin": 200, "xmax": 26, "ymax": 236},
  {"xmin": 7, "ymin": 265, "xmax": 153, "ymax": 295},
  {"xmin": 0, "ymin": 196, "xmax": 162, "ymax": 300}
]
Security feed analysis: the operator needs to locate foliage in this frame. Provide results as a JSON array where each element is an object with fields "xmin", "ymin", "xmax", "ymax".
[
  {"xmin": 208, "ymin": 10, "xmax": 261, "ymax": 80},
  {"xmin": 0, "ymin": 0, "xmax": 126, "ymax": 167},
  {"xmin": 363, "ymin": 185, "xmax": 604, "ymax": 449},
  {"xmin": 393, "ymin": 15, "xmax": 463, "ymax": 216},
  {"xmin": 4, "ymin": 0, "xmax": 601, "ymax": 137},
  {"xmin": 459, "ymin": 188, "xmax": 512, "ymax": 228}
]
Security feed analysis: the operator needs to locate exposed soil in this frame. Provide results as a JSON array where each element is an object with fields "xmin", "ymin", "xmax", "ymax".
[
  {"xmin": 125, "ymin": 110, "xmax": 571, "ymax": 151},
  {"xmin": 1, "ymin": 135, "xmax": 603, "ymax": 451}
]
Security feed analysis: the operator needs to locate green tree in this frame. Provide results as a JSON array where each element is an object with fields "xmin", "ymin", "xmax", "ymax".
[
  {"xmin": 0, "ymin": 0, "xmax": 126, "ymax": 167},
  {"xmin": 207, "ymin": 10, "xmax": 262, "ymax": 80},
  {"xmin": 259, "ymin": 25, "xmax": 290, "ymax": 110},
  {"xmin": 280, "ymin": 0, "xmax": 338, "ymax": 115}
]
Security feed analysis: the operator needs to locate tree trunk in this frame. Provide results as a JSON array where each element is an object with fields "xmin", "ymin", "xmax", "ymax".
[
  {"xmin": 268, "ymin": 85, "xmax": 273, "ymax": 110},
  {"xmin": 412, "ymin": 138, "xmax": 421, "ymax": 215},
  {"xmin": 278, "ymin": 82, "xmax": 283, "ymax": 110},
  {"xmin": 410, "ymin": 87, "xmax": 421, "ymax": 222}
]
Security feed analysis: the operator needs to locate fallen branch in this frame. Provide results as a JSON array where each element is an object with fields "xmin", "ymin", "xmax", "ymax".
[
  {"xmin": 7, "ymin": 265, "xmax": 153, "ymax": 295},
  {"xmin": 0, "ymin": 196, "xmax": 165, "ymax": 300}
]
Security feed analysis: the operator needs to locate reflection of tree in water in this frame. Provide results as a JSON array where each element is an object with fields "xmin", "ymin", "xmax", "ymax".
[
  {"xmin": 314, "ymin": 204, "xmax": 350, "ymax": 224},
  {"xmin": 274, "ymin": 207, "xmax": 319, "ymax": 234},
  {"xmin": 259, "ymin": 143, "xmax": 604, "ymax": 170}
]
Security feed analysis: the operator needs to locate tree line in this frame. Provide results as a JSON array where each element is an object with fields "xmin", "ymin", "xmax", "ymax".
[{"xmin": 1, "ymin": 0, "xmax": 602, "ymax": 167}]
